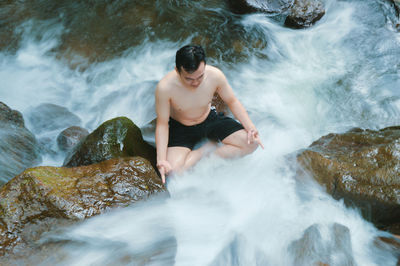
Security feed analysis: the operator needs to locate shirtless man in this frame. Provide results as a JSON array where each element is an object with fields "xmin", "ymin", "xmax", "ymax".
[{"xmin": 155, "ymin": 45, "xmax": 263, "ymax": 183}]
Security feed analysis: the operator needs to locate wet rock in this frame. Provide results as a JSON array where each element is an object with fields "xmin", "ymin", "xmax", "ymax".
[
  {"xmin": 56, "ymin": 126, "xmax": 89, "ymax": 152},
  {"xmin": 63, "ymin": 117, "xmax": 157, "ymax": 170},
  {"xmin": 373, "ymin": 234, "xmax": 400, "ymax": 265},
  {"xmin": 0, "ymin": 156, "xmax": 166, "ymax": 255},
  {"xmin": 210, "ymin": 234, "xmax": 269, "ymax": 265},
  {"xmin": 227, "ymin": 0, "xmax": 295, "ymax": 14},
  {"xmin": 0, "ymin": 102, "xmax": 41, "ymax": 185},
  {"xmin": 296, "ymin": 126, "xmax": 400, "ymax": 233},
  {"xmin": 0, "ymin": 102, "xmax": 24, "ymax": 127},
  {"xmin": 288, "ymin": 223, "xmax": 355, "ymax": 266},
  {"xmin": 26, "ymin": 103, "xmax": 82, "ymax": 135},
  {"xmin": 284, "ymin": 0, "xmax": 325, "ymax": 29}
]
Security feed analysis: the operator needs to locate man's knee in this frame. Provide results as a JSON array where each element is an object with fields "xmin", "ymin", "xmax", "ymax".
[
  {"xmin": 241, "ymin": 141, "xmax": 258, "ymax": 155},
  {"xmin": 169, "ymin": 160, "xmax": 185, "ymax": 173}
]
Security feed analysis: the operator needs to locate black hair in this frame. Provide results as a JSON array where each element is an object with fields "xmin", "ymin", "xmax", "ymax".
[{"xmin": 175, "ymin": 45, "xmax": 206, "ymax": 73}]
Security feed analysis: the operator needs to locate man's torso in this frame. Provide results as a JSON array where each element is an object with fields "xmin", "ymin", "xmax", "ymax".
[{"xmin": 163, "ymin": 65, "xmax": 220, "ymax": 126}]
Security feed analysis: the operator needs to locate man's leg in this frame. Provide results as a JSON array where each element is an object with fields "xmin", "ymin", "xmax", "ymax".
[
  {"xmin": 215, "ymin": 129, "xmax": 258, "ymax": 158},
  {"xmin": 181, "ymin": 141, "xmax": 217, "ymax": 171},
  {"xmin": 166, "ymin": 146, "xmax": 191, "ymax": 174},
  {"xmin": 166, "ymin": 142, "xmax": 217, "ymax": 174}
]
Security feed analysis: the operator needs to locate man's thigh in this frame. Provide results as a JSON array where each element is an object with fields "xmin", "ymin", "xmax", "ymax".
[
  {"xmin": 221, "ymin": 129, "xmax": 248, "ymax": 147},
  {"xmin": 167, "ymin": 146, "xmax": 191, "ymax": 169}
]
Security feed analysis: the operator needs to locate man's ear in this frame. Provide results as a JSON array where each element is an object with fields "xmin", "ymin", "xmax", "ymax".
[{"xmin": 175, "ymin": 67, "xmax": 179, "ymax": 74}]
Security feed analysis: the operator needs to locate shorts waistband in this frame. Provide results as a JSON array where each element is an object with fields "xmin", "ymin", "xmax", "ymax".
[{"xmin": 169, "ymin": 109, "xmax": 216, "ymax": 128}]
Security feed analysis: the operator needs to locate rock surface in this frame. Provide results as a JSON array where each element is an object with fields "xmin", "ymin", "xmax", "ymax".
[
  {"xmin": 0, "ymin": 102, "xmax": 24, "ymax": 127},
  {"xmin": 296, "ymin": 126, "xmax": 400, "ymax": 233},
  {"xmin": 227, "ymin": 0, "xmax": 294, "ymax": 14},
  {"xmin": 63, "ymin": 117, "xmax": 157, "ymax": 170},
  {"xmin": 284, "ymin": 0, "xmax": 325, "ymax": 29},
  {"xmin": 288, "ymin": 223, "xmax": 355, "ymax": 266},
  {"xmin": 0, "ymin": 157, "xmax": 165, "ymax": 255},
  {"xmin": 0, "ymin": 102, "xmax": 41, "ymax": 185},
  {"xmin": 56, "ymin": 126, "xmax": 89, "ymax": 152}
]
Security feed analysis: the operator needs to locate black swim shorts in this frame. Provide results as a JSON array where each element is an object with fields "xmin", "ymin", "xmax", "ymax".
[{"xmin": 168, "ymin": 109, "xmax": 244, "ymax": 150}]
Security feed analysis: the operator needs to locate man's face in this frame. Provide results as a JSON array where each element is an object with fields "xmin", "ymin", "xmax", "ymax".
[{"xmin": 178, "ymin": 62, "xmax": 206, "ymax": 89}]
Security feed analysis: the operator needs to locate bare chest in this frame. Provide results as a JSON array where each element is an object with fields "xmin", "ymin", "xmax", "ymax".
[{"xmin": 170, "ymin": 86, "xmax": 215, "ymax": 113}]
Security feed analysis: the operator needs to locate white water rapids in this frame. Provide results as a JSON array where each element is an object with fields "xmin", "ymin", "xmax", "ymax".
[{"xmin": 1, "ymin": 0, "xmax": 400, "ymax": 265}]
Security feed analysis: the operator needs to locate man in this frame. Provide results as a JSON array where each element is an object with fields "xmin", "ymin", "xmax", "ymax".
[{"xmin": 155, "ymin": 45, "xmax": 263, "ymax": 183}]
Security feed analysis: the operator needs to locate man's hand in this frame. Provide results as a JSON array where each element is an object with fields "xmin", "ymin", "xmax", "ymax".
[
  {"xmin": 157, "ymin": 160, "xmax": 172, "ymax": 184},
  {"xmin": 247, "ymin": 129, "xmax": 264, "ymax": 149}
]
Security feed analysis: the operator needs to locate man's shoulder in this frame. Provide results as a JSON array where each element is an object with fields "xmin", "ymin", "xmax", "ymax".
[
  {"xmin": 206, "ymin": 65, "xmax": 223, "ymax": 75},
  {"xmin": 157, "ymin": 71, "xmax": 177, "ymax": 91},
  {"xmin": 206, "ymin": 65, "xmax": 225, "ymax": 80}
]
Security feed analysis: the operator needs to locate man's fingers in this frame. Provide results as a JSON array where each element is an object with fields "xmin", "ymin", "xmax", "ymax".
[
  {"xmin": 159, "ymin": 166, "xmax": 166, "ymax": 184},
  {"xmin": 248, "ymin": 130, "xmax": 256, "ymax": 144},
  {"xmin": 257, "ymin": 138, "xmax": 265, "ymax": 149}
]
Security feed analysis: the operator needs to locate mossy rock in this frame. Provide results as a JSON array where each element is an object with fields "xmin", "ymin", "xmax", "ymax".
[
  {"xmin": 0, "ymin": 157, "xmax": 165, "ymax": 255},
  {"xmin": 63, "ymin": 117, "xmax": 156, "ymax": 170}
]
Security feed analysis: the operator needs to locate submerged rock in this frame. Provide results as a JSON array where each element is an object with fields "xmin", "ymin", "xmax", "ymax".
[
  {"xmin": 26, "ymin": 103, "xmax": 82, "ymax": 135},
  {"xmin": 63, "ymin": 117, "xmax": 157, "ymax": 170},
  {"xmin": 0, "ymin": 157, "xmax": 166, "ymax": 255},
  {"xmin": 56, "ymin": 126, "xmax": 89, "ymax": 152},
  {"xmin": 296, "ymin": 126, "xmax": 400, "ymax": 233},
  {"xmin": 288, "ymin": 223, "xmax": 355, "ymax": 266},
  {"xmin": 374, "ymin": 235, "xmax": 400, "ymax": 265},
  {"xmin": 284, "ymin": 0, "xmax": 325, "ymax": 29},
  {"xmin": 0, "ymin": 102, "xmax": 41, "ymax": 185}
]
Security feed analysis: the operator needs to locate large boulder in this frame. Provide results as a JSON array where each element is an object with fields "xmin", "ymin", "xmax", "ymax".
[
  {"xmin": 0, "ymin": 157, "xmax": 165, "ymax": 255},
  {"xmin": 296, "ymin": 126, "xmax": 400, "ymax": 233},
  {"xmin": 63, "ymin": 117, "xmax": 157, "ymax": 170},
  {"xmin": 0, "ymin": 102, "xmax": 41, "ymax": 185},
  {"xmin": 284, "ymin": 0, "xmax": 325, "ymax": 29}
]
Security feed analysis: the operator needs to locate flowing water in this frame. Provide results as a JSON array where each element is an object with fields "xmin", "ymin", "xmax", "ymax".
[{"xmin": 1, "ymin": 0, "xmax": 400, "ymax": 265}]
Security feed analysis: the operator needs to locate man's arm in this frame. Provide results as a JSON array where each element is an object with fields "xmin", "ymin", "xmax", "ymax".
[
  {"xmin": 155, "ymin": 83, "xmax": 172, "ymax": 183},
  {"xmin": 215, "ymin": 69, "xmax": 264, "ymax": 148}
]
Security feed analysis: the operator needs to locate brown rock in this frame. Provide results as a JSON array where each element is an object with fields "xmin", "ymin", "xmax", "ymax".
[
  {"xmin": 296, "ymin": 126, "xmax": 400, "ymax": 232},
  {"xmin": 0, "ymin": 157, "xmax": 166, "ymax": 255},
  {"xmin": 56, "ymin": 126, "xmax": 89, "ymax": 152},
  {"xmin": 284, "ymin": 0, "xmax": 325, "ymax": 29}
]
